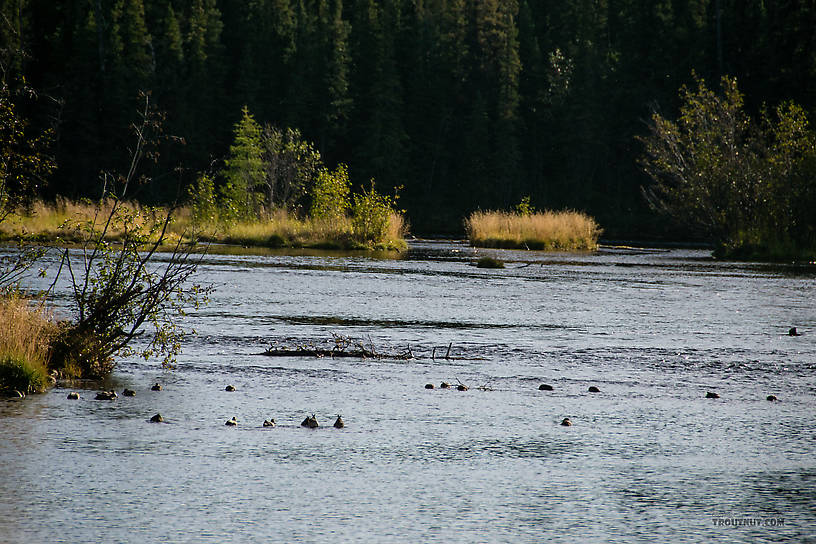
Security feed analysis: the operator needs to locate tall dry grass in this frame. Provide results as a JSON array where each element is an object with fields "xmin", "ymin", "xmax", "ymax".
[
  {"xmin": 2, "ymin": 199, "xmax": 407, "ymax": 250},
  {"xmin": 0, "ymin": 294, "xmax": 56, "ymax": 393},
  {"xmin": 465, "ymin": 210, "xmax": 602, "ymax": 250}
]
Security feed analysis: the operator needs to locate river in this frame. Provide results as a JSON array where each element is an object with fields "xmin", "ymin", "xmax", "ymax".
[{"xmin": 1, "ymin": 240, "xmax": 814, "ymax": 543}]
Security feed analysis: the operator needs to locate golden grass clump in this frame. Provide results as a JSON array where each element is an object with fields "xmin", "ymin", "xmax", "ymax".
[
  {"xmin": 0, "ymin": 294, "xmax": 57, "ymax": 394},
  {"xmin": 465, "ymin": 210, "xmax": 602, "ymax": 251}
]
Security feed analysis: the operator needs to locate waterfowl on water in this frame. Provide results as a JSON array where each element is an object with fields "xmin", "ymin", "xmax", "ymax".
[
  {"xmin": 766, "ymin": 395, "xmax": 779, "ymax": 402},
  {"xmin": 66, "ymin": 392, "xmax": 80, "ymax": 400},
  {"xmin": 788, "ymin": 327, "xmax": 801, "ymax": 336},
  {"xmin": 561, "ymin": 418, "xmax": 572, "ymax": 426},
  {"xmin": 334, "ymin": 415, "xmax": 344, "ymax": 428},
  {"xmin": 151, "ymin": 383, "xmax": 163, "ymax": 391},
  {"xmin": 225, "ymin": 417, "xmax": 238, "ymax": 426},
  {"xmin": 457, "ymin": 384, "xmax": 469, "ymax": 391},
  {"xmin": 301, "ymin": 414, "xmax": 318, "ymax": 428},
  {"xmin": 263, "ymin": 419, "xmax": 276, "ymax": 427},
  {"xmin": 440, "ymin": 382, "xmax": 451, "ymax": 389},
  {"xmin": 225, "ymin": 385, "xmax": 236, "ymax": 392},
  {"xmin": 95, "ymin": 391, "xmax": 117, "ymax": 400},
  {"xmin": 588, "ymin": 386, "xmax": 600, "ymax": 393},
  {"xmin": 150, "ymin": 413, "xmax": 164, "ymax": 423},
  {"xmin": 123, "ymin": 388, "xmax": 135, "ymax": 397},
  {"xmin": 706, "ymin": 391, "xmax": 720, "ymax": 399},
  {"xmin": 539, "ymin": 384, "xmax": 554, "ymax": 391},
  {"xmin": 425, "ymin": 383, "xmax": 435, "ymax": 389}
]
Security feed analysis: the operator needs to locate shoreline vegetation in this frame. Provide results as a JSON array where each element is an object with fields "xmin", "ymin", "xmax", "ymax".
[
  {"xmin": 0, "ymin": 198, "xmax": 408, "ymax": 252},
  {"xmin": 466, "ymin": 208, "xmax": 602, "ymax": 251}
]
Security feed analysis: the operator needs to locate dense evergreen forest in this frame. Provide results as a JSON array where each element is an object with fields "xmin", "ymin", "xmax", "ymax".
[{"xmin": 2, "ymin": 0, "xmax": 815, "ymax": 236}]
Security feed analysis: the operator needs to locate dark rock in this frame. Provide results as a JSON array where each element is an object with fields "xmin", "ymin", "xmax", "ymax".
[
  {"xmin": 424, "ymin": 383, "xmax": 435, "ymax": 389},
  {"xmin": 225, "ymin": 385, "xmax": 236, "ymax": 392},
  {"xmin": 788, "ymin": 327, "xmax": 801, "ymax": 336},
  {"xmin": 539, "ymin": 384, "xmax": 554, "ymax": 391},
  {"xmin": 263, "ymin": 419, "xmax": 276, "ymax": 427},
  {"xmin": 334, "ymin": 415, "xmax": 344, "ymax": 429},
  {"xmin": 588, "ymin": 386, "xmax": 600, "ymax": 393},
  {"xmin": 151, "ymin": 383, "xmax": 162, "ymax": 391},
  {"xmin": 561, "ymin": 418, "xmax": 572, "ymax": 426},
  {"xmin": 66, "ymin": 392, "xmax": 80, "ymax": 400},
  {"xmin": 122, "ymin": 389, "xmax": 135, "ymax": 397},
  {"xmin": 225, "ymin": 417, "xmax": 238, "ymax": 426},
  {"xmin": 766, "ymin": 395, "xmax": 779, "ymax": 402},
  {"xmin": 150, "ymin": 413, "xmax": 164, "ymax": 423},
  {"xmin": 706, "ymin": 391, "xmax": 720, "ymax": 399}
]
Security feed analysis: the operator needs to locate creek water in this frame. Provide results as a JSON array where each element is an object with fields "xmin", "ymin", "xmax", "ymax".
[{"xmin": 1, "ymin": 240, "xmax": 815, "ymax": 543}]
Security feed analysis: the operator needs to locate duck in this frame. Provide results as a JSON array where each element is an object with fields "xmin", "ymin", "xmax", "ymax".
[
  {"xmin": 766, "ymin": 395, "xmax": 779, "ymax": 402},
  {"xmin": 457, "ymin": 384, "xmax": 469, "ymax": 391},
  {"xmin": 706, "ymin": 391, "xmax": 720, "ymax": 399},
  {"xmin": 225, "ymin": 417, "xmax": 238, "ymax": 426},
  {"xmin": 95, "ymin": 391, "xmax": 117, "ymax": 400},
  {"xmin": 301, "ymin": 414, "xmax": 318, "ymax": 428},
  {"xmin": 151, "ymin": 383, "xmax": 163, "ymax": 391},
  {"xmin": 539, "ymin": 384, "xmax": 554, "ymax": 391},
  {"xmin": 333, "ymin": 415, "xmax": 344, "ymax": 429},
  {"xmin": 225, "ymin": 385, "xmax": 236, "ymax": 392},
  {"xmin": 440, "ymin": 382, "xmax": 451, "ymax": 389},
  {"xmin": 263, "ymin": 419, "xmax": 276, "ymax": 427},
  {"xmin": 560, "ymin": 418, "xmax": 572, "ymax": 426},
  {"xmin": 150, "ymin": 413, "xmax": 164, "ymax": 423},
  {"xmin": 588, "ymin": 386, "xmax": 600, "ymax": 393},
  {"xmin": 424, "ymin": 383, "xmax": 435, "ymax": 389},
  {"xmin": 66, "ymin": 392, "xmax": 80, "ymax": 400},
  {"xmin": 122, "ymin": 388, "xmax": 135, "ymax": 397}
]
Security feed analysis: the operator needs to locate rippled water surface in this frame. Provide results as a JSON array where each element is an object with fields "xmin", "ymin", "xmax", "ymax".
[{"xmin": 1, "ymin": 241, "xmax": 815, "ymax": 543}]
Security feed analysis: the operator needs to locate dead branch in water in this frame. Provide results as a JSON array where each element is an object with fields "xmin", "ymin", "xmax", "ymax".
[{"xmin": 260, "ymin": 334, "xmax": 484, "ymax": 361}]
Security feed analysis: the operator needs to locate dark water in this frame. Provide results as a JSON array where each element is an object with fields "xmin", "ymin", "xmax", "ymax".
[{"xmin": 1, "ymin": 240, "xmax": 815, "ymax": 543}]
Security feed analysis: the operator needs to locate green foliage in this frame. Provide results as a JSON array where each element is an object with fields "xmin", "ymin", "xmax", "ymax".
[
  {"xmin": 514, "ymin": 196, "xmax": 535, "ymax": 216},
  {"xmin": 0, "ymin": 353, "xmax": 49, "ymax": 394},
  {"xmin": 640, "ymin": 74, "xmax": 816, "ymax": 258},
  {"xmin": 221, "ymin": 106, "xmax": 266, "ymax": 221},
  {"xmin": 0, "ymin": 84, "xmax": 55, "ymax": 223},
  {"xmin": 188, "ymin": 173, "xmax": 218, "ymax": 226},
  {"xmin": 310, "ymin": 164, "xmax": 350, "ymax": 221},
  {"xmin": 351, "ymin": 182, "xmax": 396, "ymax": 243},
  {"xmin": 260, "ymin": 124, "xmax": 323, "ymax": 211}
]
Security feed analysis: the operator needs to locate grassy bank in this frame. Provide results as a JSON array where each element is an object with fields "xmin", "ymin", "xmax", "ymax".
[
  {"xmin": 0, "ymin": 199, "xmax": 408, "ymax": 251},
  {"xmin": 465, "ymin": 210, "xmax": 602, "ymax": 251},
  {"xmin": 0, "ymin": 294, "xmax": 56, "ymax": 395}
]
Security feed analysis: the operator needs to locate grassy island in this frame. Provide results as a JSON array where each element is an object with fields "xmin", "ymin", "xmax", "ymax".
[{"xmin": 465, "ymin": 209, "xmax": 601, "ymax": 251}]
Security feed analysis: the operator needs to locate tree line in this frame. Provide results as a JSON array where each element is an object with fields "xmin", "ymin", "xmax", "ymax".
[{"xmin": 3, "ymin": 0, "xmax": 815, "ymax": 236}]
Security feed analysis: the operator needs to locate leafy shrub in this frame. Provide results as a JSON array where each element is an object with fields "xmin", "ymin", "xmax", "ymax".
[
  {"xmin": 311, "ymin": 164, "xmax": 350, "ymax": 222},
  {"xmin": 351, "ymin": 183, "xmax": 397, "ymax": 243}
]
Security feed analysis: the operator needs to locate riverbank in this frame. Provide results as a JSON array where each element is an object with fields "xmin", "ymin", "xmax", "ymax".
[{"xmin": 0, "ymin": 199, "xmax": 408, "ymax": 251}]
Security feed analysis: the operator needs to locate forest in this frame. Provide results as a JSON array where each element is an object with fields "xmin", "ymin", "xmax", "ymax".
[{"xmin": 2, "ymin": 0, "xmax": 815, "ymax": 238}]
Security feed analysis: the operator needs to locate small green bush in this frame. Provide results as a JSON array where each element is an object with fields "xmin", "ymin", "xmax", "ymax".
[
  {"xmin": 0, "ymin": 353, "xmax": 49, "ymax": 394},
  {"xmin": 351, "ymin": 183, "xmax": 396, "ymax": 243},
  {"xmin": 189, "ymin": 174, "xmax": 218, "ymax": 226},
  {"xmin": 311, "ymin": 165, "xmax": 350, "ymax": 222}
]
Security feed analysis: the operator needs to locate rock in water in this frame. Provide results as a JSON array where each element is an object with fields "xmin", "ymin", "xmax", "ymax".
[
  {"xmin": 706, "ymin": 391, "xmax": 720, "ymax": 399},
  {"xmin": 150, "ymin": 413, "xmax": 164, "ymax": 423},
  {"xmin": 66, "ymin": 392, "xmax": 80, "ymax": 400},
  {"xmin": 539, "ymin": 384, "xmax": 554, "ymax": 391},
  {"xmin": 588, "ymin": 386, "xmax": 600, "ymax": 393}
]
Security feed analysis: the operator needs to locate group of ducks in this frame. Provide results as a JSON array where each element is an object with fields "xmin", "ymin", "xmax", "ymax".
[
  {"xmin": 67, "ymin": 382, "xmax": 346, "ymax": 429},
  {"xmin": 423, "ymin": 380, "xmax": 782, "ymax": 427}
]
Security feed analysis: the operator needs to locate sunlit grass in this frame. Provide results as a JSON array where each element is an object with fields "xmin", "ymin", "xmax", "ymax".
[
  {"xmin": 1, "ymin": 199, "xmax": 407, "ymax": 251},
  {"xmin": 0, "ymin": 293, "xmax": 56, "ymax": 394},
  {"xmin": 465, "ymin": 210, "xmax": 602, "ymax": 250}
]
